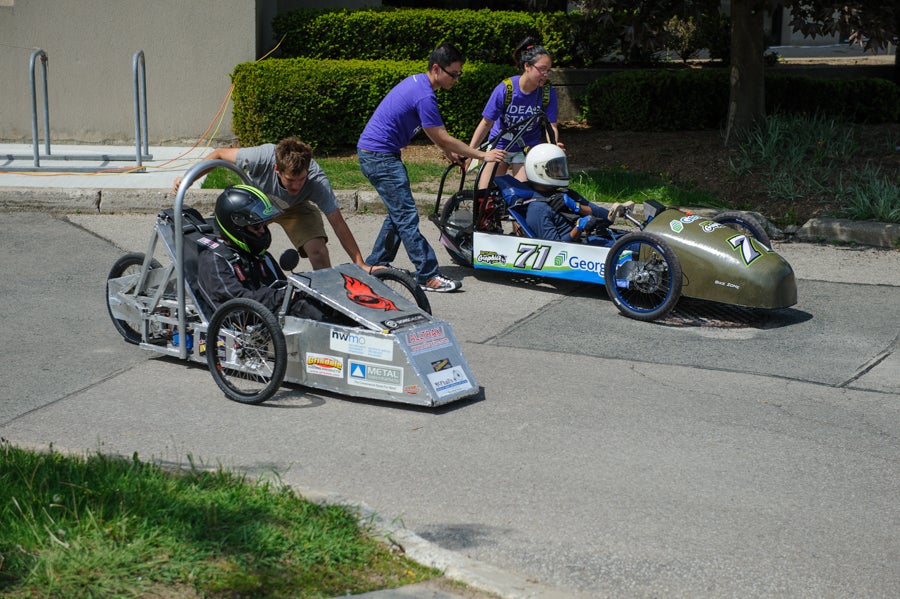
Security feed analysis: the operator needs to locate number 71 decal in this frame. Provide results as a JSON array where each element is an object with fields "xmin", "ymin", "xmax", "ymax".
[
  {"xmin": 514, "ymin": 243, "xmax": 551, "ymax": 270},
  {"xmin": 727, "ymin": 234, "xmax": 770, "ymax": 265}
]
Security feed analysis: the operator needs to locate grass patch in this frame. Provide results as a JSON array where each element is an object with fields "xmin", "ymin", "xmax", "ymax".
[
  {"xmin": 0, "ymin": 442, "xmax": 436, "ymax": 597},
  {"xmin": 569, "ymin": 167, "xmax": 726, "ymax": 209},
  {"xmin": 203, "ymin": 154, "xmax": 724, "ymax": 215},
  {"xmin": 201, "ymin": 158, "xmax": 447, "ymax": 192},
  {"xmin": 729, "ymin": 114, "xmax": 900, "ymax": 223}
]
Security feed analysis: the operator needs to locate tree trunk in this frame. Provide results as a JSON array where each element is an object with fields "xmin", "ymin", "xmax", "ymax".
[
  {"xmin": 724, "ymin": 0, "xmax": 766, "ymax": 146},
  {"xmin": 895, "ymin": 12, "xmax": 900, "ymax": 85}
]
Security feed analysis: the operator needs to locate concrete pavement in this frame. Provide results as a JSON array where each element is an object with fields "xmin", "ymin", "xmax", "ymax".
[
  {"xmin": 1, "ymin": 142, "xmax": 899, "ymax": 598},
  {"xmin": 2, "ymin": 207, "xmax": 898, "ymax": 598}
]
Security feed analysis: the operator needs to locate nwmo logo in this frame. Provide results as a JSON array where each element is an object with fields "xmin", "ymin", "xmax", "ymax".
[{"xmin": 331, "ymin": 330, "xmax": 366, "ymax": 345}]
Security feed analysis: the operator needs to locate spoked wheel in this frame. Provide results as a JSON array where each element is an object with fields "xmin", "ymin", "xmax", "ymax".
[
  {"xmin": 205, "ymin": 298, "xmax": 286, "ymax": 405},
  {"xmin": 106, "ymin": 252, "xmax": 163, "ymax": 344},
  {"xmin": 713, "ymin": 210, "xmax": 771, "ymax": 247},
  {"xmin": 604, "ymin": 232, "xmax": 683, "ymax": 322},
  {"xmin": 373, "ymin": 268, "xmax": 432, "ymax": 314},
  {"xmin": 439, "ymin": 190, "xmax": 475, "ymax": 267}
]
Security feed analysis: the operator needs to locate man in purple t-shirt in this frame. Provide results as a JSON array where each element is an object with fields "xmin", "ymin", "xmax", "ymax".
[{"xmin": 358, "ymin": 42, "xmax": 506, "ymax": 293}]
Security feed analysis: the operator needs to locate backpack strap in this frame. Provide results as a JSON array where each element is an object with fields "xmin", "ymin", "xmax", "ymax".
[
  {"xmin": 541, "ymin": 83, "xmax": 551, "ymax": 110},
  {"xmin": 503, "ymin": 77, "xmax": 514, "ymax": 111},
  {"xmin": 503, "ymin": 77, "xmax": 552, "ymax": 112}
]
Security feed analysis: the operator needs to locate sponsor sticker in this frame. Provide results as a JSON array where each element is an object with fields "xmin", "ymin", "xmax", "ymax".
[
  {"xmin": 426, "ymin": 365, "xmax": 473, "ymax": 399},
  {"xmin": 699, "ymin": 220, "xmax": 726, "ymax": 233},
  {"xmin": 430, "ymin": 358, "xmax": 451, "ymax": 372},
  {"xmin": 305, "ymin": 352, "xmax": 343, "ymax": 378},
  {"xmin": 477, "ymin": 250, "xmax": 507, "ymax": 265},
  {"xmin": 405, "ymin": 325, "xmax": 451, "ymax": 355},
  {"xmin": 348, "ymin": 360, "xmax": 403, "ymax": 393},
  {"xmin": 670, "ymin": 220, "xmax": 684, "ymax": 233},
  {"xmin": 554, "ymin": 251, "xmax": 567, "ymax": 267},
  {"xmin": 382, "ymin": 313, "xmax": 427, "ymax": 330},
  {"xmin": 329, "ymin": 329, "xmax": 394, "ymax": 361},
  {"xmin": 680, "ymin": 215, "xmax": 702, "ymax": 223}
]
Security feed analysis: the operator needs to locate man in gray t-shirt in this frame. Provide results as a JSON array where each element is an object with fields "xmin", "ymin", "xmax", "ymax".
[{"xmin": 174, "ymin": 137, "xmax": 368, "ymax": 271}]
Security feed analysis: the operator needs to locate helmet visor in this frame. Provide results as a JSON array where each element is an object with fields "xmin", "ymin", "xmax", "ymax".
[
  {"xmin": 544, "ymin": 156, "xmax": 568, "ymax": 181},
  {"xmin": 230, "ymin": 192, "xmax": 281, "ymax": 227}
]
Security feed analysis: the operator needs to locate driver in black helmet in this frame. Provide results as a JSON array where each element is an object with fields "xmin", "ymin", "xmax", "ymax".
[{"xmin": 197, "ymin": 184, "xmax": 325, "ymax": 320}]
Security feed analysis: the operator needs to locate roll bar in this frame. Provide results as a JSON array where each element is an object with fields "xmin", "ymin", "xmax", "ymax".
[{"xmin": 171, "ymin": 160, "xmax": 251, "ymax": 358}]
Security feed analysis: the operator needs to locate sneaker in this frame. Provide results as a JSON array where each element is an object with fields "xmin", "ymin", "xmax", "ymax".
[{"xmin": 421, "ymin": 274, "xmax": 462, "ymax": 293}]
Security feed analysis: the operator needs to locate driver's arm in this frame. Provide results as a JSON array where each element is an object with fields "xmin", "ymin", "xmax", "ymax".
[
  {"xmin": 172, "ymin": 147, "xmax": 241, "ymax": 193},
  {"xmin": 324, "ymin": 209, "xmax": 375, "ymax": 270}
]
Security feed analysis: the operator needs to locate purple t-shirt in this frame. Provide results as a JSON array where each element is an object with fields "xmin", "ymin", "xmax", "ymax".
[
  {"xmin": 358, "ymin": 74, "xmax": 444, "ymax": 153},
  {"xmin": 483, "ymin": 75, "xmax": 558, "ymax": 152}
]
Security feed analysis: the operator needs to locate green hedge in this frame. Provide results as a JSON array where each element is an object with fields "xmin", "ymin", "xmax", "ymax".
[
  {"xmin": 231, "ymin": 58, "xmax": 517, "ymax": 151},
  {"xmin": 232, "ymin": 59, "xmax": 898, "ymax": 151},
  {"xmin": 583, "ymin": 69, "xmax": 900, "ymax": 130},
  {"xmin": 272, "ymin": 8, "xmax": 621, "ymax": 68}
]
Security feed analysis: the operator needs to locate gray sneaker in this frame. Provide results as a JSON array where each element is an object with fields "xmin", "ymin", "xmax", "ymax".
[{"xmin": 421, "ymin": 274, "xmax": 462, "ymax": 293}]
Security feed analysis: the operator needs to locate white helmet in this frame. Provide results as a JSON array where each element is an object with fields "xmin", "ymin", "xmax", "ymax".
[{"xmin": 524, "ymin": 143, "xmax": 569, "ymax": 187}]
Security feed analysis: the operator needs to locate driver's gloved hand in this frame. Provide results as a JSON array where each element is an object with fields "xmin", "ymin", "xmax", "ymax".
[
  {"xmin": 608, "ymin": 201, "xmax": 635, "ymax": 223},
  {"xmin": 576, "ymin": 215, "xmax": 599, "ymax": 233},
  {"xmin": 548, "ymin": 192, "xmax": 578, "ymax": 213}
]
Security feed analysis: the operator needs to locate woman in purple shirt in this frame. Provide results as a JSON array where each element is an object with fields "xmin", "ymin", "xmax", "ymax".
[{"xmin": 467, "ymin": 38, "xmax": 563, "ymax": 190}]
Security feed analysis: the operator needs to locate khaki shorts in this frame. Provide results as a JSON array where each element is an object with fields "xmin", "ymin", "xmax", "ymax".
[
  {"xmin": 504, "ymin": 151, "xmax": 526, "ymax": 165},
  {"xmin": 271, "ymin": 199, "xmax": 327, "ymax": 257}
]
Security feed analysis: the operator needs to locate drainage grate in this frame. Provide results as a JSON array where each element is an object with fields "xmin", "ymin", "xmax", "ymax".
[{"xmin": 661, "ymin": 299, "xmax": 770, "ymax": 328}]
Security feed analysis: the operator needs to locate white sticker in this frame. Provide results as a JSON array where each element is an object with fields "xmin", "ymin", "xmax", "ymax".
[
  {"xmin": 427, "ymin": 366, "xmax": 473, "ymax": 398},
  {"xmin": 347, "ymin": 360, "xmax": 404, "ymax": 393},
  {"xmin": 329, "ymin": 329, "xmax": 394, "ymax": 361}
]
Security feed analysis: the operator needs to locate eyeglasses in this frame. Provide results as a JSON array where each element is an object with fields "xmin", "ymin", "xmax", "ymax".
[
  {"xmin": 531, "ymin": 64, "xmax": 552, "ymax": 75},
  {"xmin": 439, "ymin": 65, "xmax": 462, "ymax": 80}
]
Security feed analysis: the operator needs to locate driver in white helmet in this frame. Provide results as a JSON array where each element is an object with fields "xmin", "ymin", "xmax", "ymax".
[{"xmin": 521, "ymin": 144, "xmax": 633, "ymax": 242}]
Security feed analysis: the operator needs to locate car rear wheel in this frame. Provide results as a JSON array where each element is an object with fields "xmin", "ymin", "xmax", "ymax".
[
  {"xmin": 106, "ymin": 252, "xmax": 163, "ymax": 344},
  {"xmin": 372, "ymin": 268, "xmax": 432, "ymax": 314},
  {"xmin": 713, "ymin": 211, "xmax": 771, "ymax": 247},
  {"xmin": 439, "ymin": 190, "xmax": 475, "ymax": 267}
]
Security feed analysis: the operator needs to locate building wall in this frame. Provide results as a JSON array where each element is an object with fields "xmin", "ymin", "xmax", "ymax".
[{"xmin": 0, "ymin": 0, "xmax": 376, "ymax": 145}]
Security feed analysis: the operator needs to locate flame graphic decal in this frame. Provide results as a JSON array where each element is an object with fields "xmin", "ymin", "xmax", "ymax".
[{"xmin": 342, "ymin": 274, "xmax": 399, "ymax": 311}]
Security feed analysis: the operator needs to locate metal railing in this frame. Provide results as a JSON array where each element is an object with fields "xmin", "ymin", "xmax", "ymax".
[{"xmin": 1, "ymin": 49, "xmax": 153, "ymax": 172}]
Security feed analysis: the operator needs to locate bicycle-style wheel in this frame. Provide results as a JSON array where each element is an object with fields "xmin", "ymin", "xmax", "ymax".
[
  {"xmin": 713, "ymin": 211, "xmax": 771, "ymax": 248},
  {"xmin": 373, "ymin": 268, "xmax": 432, "ymax": 314},
  {"xmin": 439, "ymin": 190, "xmax": 475, "ymax": 267},
  {"xmin": 106, "ymin": 252, "xmax": 163, "ymax": 344},
  {"xmin": 604, "ymin": 232, "xmax": 682, "ymax": 321},
  {"xmin": 205, "ymin": 298, "xmax": 286, "ymax": 405}
]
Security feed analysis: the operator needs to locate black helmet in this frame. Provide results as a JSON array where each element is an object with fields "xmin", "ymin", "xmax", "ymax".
[{"xmin": 214, "ymin": 185, "xmax": 282, "ymax": 257}]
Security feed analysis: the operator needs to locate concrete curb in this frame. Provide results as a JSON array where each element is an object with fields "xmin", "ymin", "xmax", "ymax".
[
  {"xmin": 0, "ymin": 187, "xmax": 402, "ymax": 217},
  {"xmin": 796, "ymin": 217, "xmax": 900, "ymax": 248},
  {"xmin": 2, "ymin": 187, "xmax": 898, "ymax": 250}
]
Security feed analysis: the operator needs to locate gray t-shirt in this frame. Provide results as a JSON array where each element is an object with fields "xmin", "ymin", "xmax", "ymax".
[{"xmin": 235, "ymin": 144, "xmax": 339, "ymax": 215}]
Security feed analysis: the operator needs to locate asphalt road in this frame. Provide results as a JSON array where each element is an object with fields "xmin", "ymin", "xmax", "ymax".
[{"xmin": 2, "ymin": 210, "xmax": 899, "ymax": 598}]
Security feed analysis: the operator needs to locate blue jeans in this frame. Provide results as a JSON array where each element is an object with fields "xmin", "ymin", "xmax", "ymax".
[{"xmin": 358, "ymin": 149, "xmax": 440, "ymax": 284}]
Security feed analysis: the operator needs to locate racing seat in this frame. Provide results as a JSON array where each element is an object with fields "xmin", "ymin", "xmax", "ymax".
[
  {"xmin": 158, "ymin": 206, "xmax": 216, "ymax": 321},
  {"xmin": 493, "ymin": 174, "xmax": 539, "ymax": 238}
]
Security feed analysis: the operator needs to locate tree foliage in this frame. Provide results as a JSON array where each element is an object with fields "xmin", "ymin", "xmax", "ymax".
[{"xmin": 781, "ymin": 1, "xmax": 897, "ymax": 54}]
